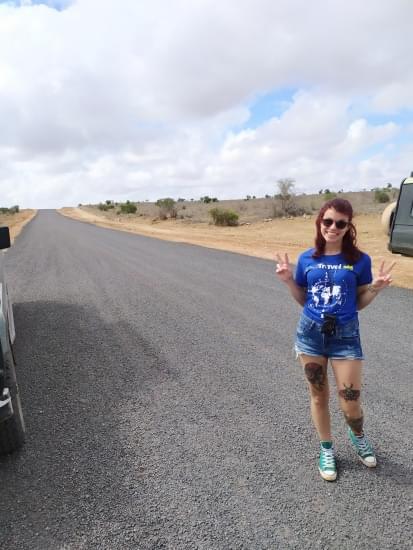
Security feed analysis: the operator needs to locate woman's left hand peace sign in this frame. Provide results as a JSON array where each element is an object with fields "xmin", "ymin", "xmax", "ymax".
[{"xmin": 372, "ymin": 260, "xmax": 396, "ymax": 291}]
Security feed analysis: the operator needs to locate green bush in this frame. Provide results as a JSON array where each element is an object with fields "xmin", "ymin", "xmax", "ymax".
[
  {"xmin": 374, "ymin": 189, "xmax": 390, "ymax": 203},
  {"xmin": 98, "ymin": 202, "xmax": 115, "ymax": 211},
  {"xmin": 0, "ymin": 205, "xmax": 19, "ymax": 214},
  {"xmin": 284, "ymin": 204, "xmax": 308, "ymax": 216},
  {"xmin": 155, "ymin": 198, "xmax": 177, "ymax": 219},
  {"xmin": 119, "ymin": 202, "xmax": 138, "ymax": 214},
  {"xmin": 209, "ymin": 207, "xmax": 239, "ymax": 226},
  {"xmin": 324, "ymin": 191, "xmax": 337, "ymax": 200}
]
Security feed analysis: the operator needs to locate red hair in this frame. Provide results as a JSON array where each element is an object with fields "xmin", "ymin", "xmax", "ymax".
[{"xmin": 312, "ymin": 198, "xmax": 362, "ymax": 263}]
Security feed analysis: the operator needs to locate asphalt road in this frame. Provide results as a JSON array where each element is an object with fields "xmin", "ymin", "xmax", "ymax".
[{"xmin": 0, "ymin": 210, "xmax": 411, "ymax": 550}]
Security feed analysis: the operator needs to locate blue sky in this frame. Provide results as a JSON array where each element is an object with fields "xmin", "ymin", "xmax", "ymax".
[
  {"xmin": 0, "ymin": 0, "xmax": 71, "ymax": 9},
  {"xmin": 244, "ymin": 89, "xmax": 297, "ymax": 129},
  {"xmin": 0, "ymin": 0, "xmax": 412, "ymax": 207}
]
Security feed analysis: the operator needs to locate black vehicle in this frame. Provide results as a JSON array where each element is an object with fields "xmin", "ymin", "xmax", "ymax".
[
  {"xmin": 0, "ymin": 226, "xmax": 25, "ymax": 454},
  {"xmin": 381, "ymin": 173, "xmax": 413, "ymax": 257}
]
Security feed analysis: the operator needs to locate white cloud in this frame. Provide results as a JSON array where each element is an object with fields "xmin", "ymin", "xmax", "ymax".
[{"xmin": 0, "ymin": 0, "xmax": 412, "ymax": 207}]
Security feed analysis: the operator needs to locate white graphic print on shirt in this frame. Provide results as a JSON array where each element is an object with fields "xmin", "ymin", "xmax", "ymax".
[{"xmin": 308, "ymin": 266, "xmax": 348, "ymax": 314}]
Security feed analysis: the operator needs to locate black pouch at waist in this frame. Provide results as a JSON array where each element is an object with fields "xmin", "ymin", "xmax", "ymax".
[{"xmin": 321, "ymin": 314, "xmax": 337, "ymax": 336}]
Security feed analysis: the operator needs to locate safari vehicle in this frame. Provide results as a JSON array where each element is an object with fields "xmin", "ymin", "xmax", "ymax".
[
  {"xmin": 0, "ymin": 226, "xmax": 25, "ymax": 454},
  {"xmin": 381, "ymin": 173, "xmax": 413, "ymax": 256}
]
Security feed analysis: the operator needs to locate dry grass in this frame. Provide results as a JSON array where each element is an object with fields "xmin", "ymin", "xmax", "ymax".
[
  {"xmin": 78, "ymin": 191, "xmax": 396, "ymax": 223},
  {"xmin": 60, "ymin": 200, "xmax": 413, "ymax": 290},
  {"xmin": 0, "ymin": 210, "xmax": 37, "ymax": 242}
]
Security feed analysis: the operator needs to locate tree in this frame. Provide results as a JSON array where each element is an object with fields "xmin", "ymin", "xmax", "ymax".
[{"xmin": 277, "ymin": 178, "xmax": 295, "ymax": 212}]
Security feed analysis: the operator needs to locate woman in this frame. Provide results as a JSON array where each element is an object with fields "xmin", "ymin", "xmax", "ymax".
[{"xmin": 276, "ymin": 198, "xmax": 394, "ymax": 481}]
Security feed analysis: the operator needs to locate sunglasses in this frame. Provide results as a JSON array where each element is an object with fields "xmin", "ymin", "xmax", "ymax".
[{"xmin": 321, "ymin": 218, "xmax": 349, "ymax": 230}]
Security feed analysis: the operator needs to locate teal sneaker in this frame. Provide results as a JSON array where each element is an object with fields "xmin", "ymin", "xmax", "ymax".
[
  {"xmin": 318, "ymin": 441, "xmax": 337, "ymax": 481},
  {"xmin": 348, "ymin": 428, "xmax": 377, "ymax": 467}
]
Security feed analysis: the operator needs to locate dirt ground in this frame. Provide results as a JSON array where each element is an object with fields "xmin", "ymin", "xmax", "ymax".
[
  {"xmin": 60, "ymin": 206, "xmax": 413, "ymax": 290},
  {"xmin": 0, "ymin": 210, "xmax": 37, "ymax": 242}
]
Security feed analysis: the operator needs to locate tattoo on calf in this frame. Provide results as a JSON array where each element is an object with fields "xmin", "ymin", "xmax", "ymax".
[
  {"xmin": 339, "ymin": 383, "xmax": 360, "ymax": 401},
  {"xmin": 345, "ymin": 414, "xmax": 364, "ymax": 434},
  {"xmin": 304, "ymin": 362, "xmax": 326, "ymax": 391}
]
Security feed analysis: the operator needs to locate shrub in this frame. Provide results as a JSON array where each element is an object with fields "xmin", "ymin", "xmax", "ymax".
[
  {"xmin": 209, "ymin": 207, "xmax": 239, "ymax": 226},
  {"xmin": 155, "ymin": 198, "xmax": 177, "ymax": 219},
  {"xmin": 272, "ymin": 204, "xmax": 283, "ymax": 218},
  {"xmin": 374, "ymin": 189, "xmax": 390, "ymax": 203},
  {"xmin": 0, "ymin": 206, "xmax": 20, "ymax": 214},
  {"xmin": 119, "ymin": 202, "xmax": 138, "ymax": 214},
  {"xmin": 324, "ymin": 191, "xmax": 337, "ymax": 200},
  {"xmin": 284, "ymin": 204, "xmax": 308, "ymax": 216},
  {"xmin": 98, "ymin": 203, "xmax": 109, "ymax": 211},
  {"xmin": 272, "ymin": 201, "xmax": 309, "ymax": 218}
]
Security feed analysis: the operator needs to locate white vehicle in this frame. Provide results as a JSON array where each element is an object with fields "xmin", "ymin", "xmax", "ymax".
[{"xmin": 0, "ymin": 226, "xmax": 25, "ymax": 454}]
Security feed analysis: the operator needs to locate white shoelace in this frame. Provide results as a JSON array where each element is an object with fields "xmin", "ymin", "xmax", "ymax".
[
  {"xmin": 354, "ymin": 435, "xmax": 372, "ymax": 455},
  {"xmin": 321, "ymin": 447, "xmax": 335, "ymax": 468}
]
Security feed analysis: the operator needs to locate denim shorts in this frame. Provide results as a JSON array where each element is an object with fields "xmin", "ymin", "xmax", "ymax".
[{"xmin": 294, "ymin": 312, "xmax": 364, "ymax": 360}]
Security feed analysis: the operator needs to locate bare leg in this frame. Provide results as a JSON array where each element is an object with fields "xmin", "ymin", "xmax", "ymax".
[
  {"xmin": 299, "ymin": 354, "xmax": 331, "ymax": 440},
  {"xmin": 331, "ymin": 359, "xmax": 363, "ymax": 434}
]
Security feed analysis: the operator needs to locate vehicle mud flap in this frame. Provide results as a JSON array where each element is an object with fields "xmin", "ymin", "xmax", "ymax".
[
  {"xmin": 0, "ymin": 339, "xmax": 25, "ymax": 454},
  {"xmin": 0, "ymin": 387, "xmax": 13, "ymax": 423},
  {"xmin": 0, "ymin": 339, "xmax": 4, "ymax": 395}
]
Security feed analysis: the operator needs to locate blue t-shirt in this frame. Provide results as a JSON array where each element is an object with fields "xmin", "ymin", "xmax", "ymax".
[{"xmin": 295, "ymin": 248, "xmax": 373, "ymax": 324}]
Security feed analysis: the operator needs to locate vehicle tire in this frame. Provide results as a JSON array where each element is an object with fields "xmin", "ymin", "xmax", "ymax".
[
  {"xmin": 381, "ymin": 201, "xmax": 396, "ymax": 235},
  {"xmin": 0, "ymin": 353, "xmax": 25, "ymax": 455}
]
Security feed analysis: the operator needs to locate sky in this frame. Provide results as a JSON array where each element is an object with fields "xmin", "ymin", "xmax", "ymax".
[{"xmin": 0, "ymin": 0, "xmax": 412, "ymax": 208}]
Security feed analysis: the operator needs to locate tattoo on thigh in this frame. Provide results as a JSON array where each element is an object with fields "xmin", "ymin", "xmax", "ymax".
[
  {"xmin": 304, "ymin": 362, "xmax": 326, "ymax": 391},
  {"xmin": 339, "ymin": 383, "xmax": 360, "ymax": 401},
  {"xmin": 345, "ymin": 414, "xmax": 364, "ymax": 434}
]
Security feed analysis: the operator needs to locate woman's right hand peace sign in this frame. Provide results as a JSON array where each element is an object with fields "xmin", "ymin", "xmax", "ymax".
[{"xmin": 275, "ymin": 253, "xmax": 293, "ymax": 282}]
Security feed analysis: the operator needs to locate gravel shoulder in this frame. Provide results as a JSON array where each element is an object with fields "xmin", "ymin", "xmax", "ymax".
[{"xmin": 0, "ymin": 210, "xmax": 37, "ymax": 242}]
